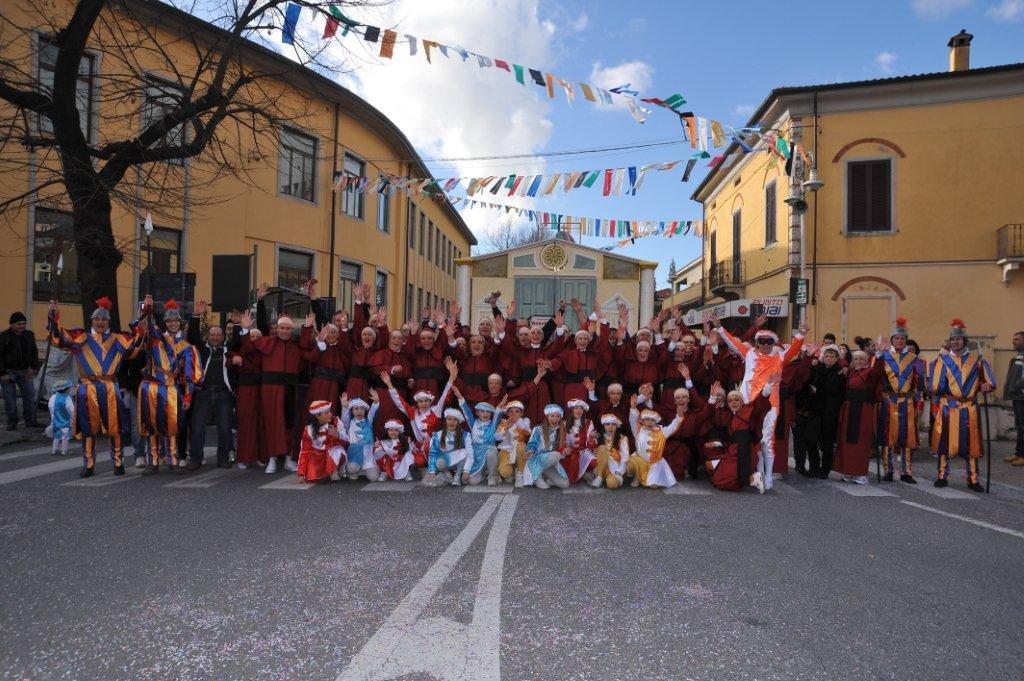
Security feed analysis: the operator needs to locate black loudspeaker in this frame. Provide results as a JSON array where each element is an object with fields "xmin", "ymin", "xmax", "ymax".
[{"xmin": 211, "ymin": 255, "xmax": 251, "ymax": 311}]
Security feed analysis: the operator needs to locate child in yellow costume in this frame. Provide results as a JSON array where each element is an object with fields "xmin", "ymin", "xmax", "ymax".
[
  {"xmin": 496, "ymin": 400, "xmax": 531, "ymax": 486},
  {"xmin": 627, "ymin": 396, "xmax": 683, "ymax": 488}
]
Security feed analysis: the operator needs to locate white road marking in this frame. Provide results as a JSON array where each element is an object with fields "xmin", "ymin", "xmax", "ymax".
[
  {"xmin": 664, "ymin": 483, "xmax": 712, "ymax": 496},
  {"xmin": 0, "ymin": 446, "xmax": 71, "ymax": 461},
  {"xmin": 164, "ymin": 468, "xmax": 234, "ymax": 489},
  {"xmin": 63, "ymin": 467, "xmax": 143, "ymax": 487},
  {"xmin": 899, "ymin": 500, "xmax": 1024, "ymax": 540},
  {"xmin": 464, "ymin": 485, "xmax": 515, "ymax": 494},
  {"xmin": 0, "ymin": 457, "xmax": 81, "ymax": 485},
  {"xmin": 336, "ymin": 494, "xmax": 515, "ymax": 681},
  {"xmin": 562, "ymin": 485, "xmax": 606, "ymax": 494},
  {"xmin": 827, "ymin": 481, "xmax": 896, "ymax": 497},
  {"xmin": 906, "ymin": 483, "xmax": 978, "ymax": 500},
  {"xmin": 362, "ymin": 481, "xmax": 418, "ymax": 493},
  {"xmin": 258, "ymin": 475, "xmax": 318, "ymax": 490}
]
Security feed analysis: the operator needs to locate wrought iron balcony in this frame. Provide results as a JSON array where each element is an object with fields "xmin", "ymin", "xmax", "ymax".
[
  {"xmin": 709, "ymin": 260, "xmax": 745, "ymax": 295},
  {"xmin": 996, "ymin": 223, "xmax": 1023, "ymax": 282}
]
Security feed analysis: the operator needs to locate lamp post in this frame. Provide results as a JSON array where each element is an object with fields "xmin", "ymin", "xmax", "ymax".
[{"xmin": 801, "ymin": 159, "xmax": 824, "ymax": 328}]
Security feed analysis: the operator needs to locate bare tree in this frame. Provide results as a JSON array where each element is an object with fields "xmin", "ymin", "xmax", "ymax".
[
  {"xmin": 0, "ymin": 0, "xmax": 378, "ymax": 328},
  {"xmin": 481, "ymin": 219, "xmax": 550, "ymax": 253}
]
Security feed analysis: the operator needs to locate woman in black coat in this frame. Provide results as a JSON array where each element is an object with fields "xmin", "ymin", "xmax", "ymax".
[{"xmin": 803, "ymin": 346, "xmax": 847, "ymax": 478}]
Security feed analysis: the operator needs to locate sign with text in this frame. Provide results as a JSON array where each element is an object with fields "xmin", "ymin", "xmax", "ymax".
[{"xmin": 683, "ymin": 297, "xmax": 789, "ymax": 327}]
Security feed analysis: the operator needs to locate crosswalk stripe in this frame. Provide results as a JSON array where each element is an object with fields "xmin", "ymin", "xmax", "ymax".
[
  {"xmin": 563, "ymin": 486, "xmax": 607, "ymax": 494},
  {"xmin": 164, "ymin": 468, "xmax": 234, "ymax": 489},
  {"xmin": 362, "ymin": 481, "xmax": 419, "ymax": 493},
  {"xmin": 464, "ymin": 485, "xmax": 515, "ymax": 494},
  {"xmin": 258, "ymin": 475, "xmax": 318, "ymax": 490},
  {"xmin": 664, "ymin": 483, "xmax": 713, "ymax": 495},
  {"xmin": 904, "ymin": 482, "xmax": 978, "ymax": 500},
  {"xmin": 0, "ymin": 457, "xmax": 82, "ymax": 485},
  {"xmin": 826, "ymin": 481, "xmax": 896, "ymax": 497},
  {"xmin": 0, "ymin": 446, "xmax": 72, "ymax": 461},
  {"xmin": 63, "ymin": 467, "xmax": 143, "ymax": 487}
]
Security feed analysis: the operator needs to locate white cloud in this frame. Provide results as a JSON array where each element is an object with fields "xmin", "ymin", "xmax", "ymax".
[
  {"xmin": 986, "ymin": 0, "xmax": 1024, "ymax": 21},
  {"xmin": 873, "ymin": 51, "xmax": 898, "ymax": 73},
  {"xmin": 324, "ymin": 0, "xmax": 563, "ymax": 242},
  {"xmin": 911, "ymin": 0, "xmax": 972, "ymax": 19},
  {"xmin": 732, "ymin": 104, "xmax": 755, "ymax": 117},
  {"xmin": 570, "ymin": 11, "xmax": 589, "ymax": 32}
]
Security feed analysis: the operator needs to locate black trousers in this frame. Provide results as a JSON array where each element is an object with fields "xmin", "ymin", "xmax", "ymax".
[
  {"xmin": 189, "ymin": 388, "xmax": 234, "ymax": 465},
  {"xmin": 792, "ymin": 418, "xmax": 809, "ymax": 471}
]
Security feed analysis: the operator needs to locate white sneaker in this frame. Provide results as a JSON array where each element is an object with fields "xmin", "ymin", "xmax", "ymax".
[
  {"xmin": 134, "ymin": 456, "xmax": 146, "ymax": 469},
  {"xmin": 283, "ymin": 457, "xmax": 298, "ymax": 472},
  {"xmin": 403, "ymin": 474, "xmax": 413, "ymax": 482},
  {"xmin": 487, "ymin": 475, "xmax": 498, "ymax": 487},
  {"xmin": 330, "ymin": 470, "xmax": 341, "ymax": 481},
  {"xmin": 450, "ymin": 475, "xmax": 462, "ymax": 487},
  {"xmin": 177, "ymin": 459, "xmax": 188, "ymax": 469},
  {"xmin": 235, "ymin": 462, "xmax": 248, "ymax": 470},
  {"xmin": 378, "ymin": 471, "xmax": 389, "ymax": 482},
  {"xmin": 841, "ymin": 475, "xmax": 853, "ymax": 483},
  {"xmin": 590, "ymin": 475, "xmax": 604, "ymax": 488},
  {"xmin": 630, "ymin": 477, "xmax": 640, "ymax": 488},
  {"xmin": 514, "ymin": 473, "xmax": 524, "ymax": 488},
  {"xmin": 751, "ymin": 471, "xmax": 766, "ymax": 494},
  {"xmin": 534, "ymin": 476, "xmax": 550, "ymax": 490},
  {"xmin": 853, "ymin": 475, "xmax": 869, "ymax": 485},
  {"xmin": 265, "ymin": 458, "xmax": 278, "ymax": 474}
]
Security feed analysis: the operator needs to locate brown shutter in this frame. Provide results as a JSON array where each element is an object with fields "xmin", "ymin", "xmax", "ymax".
[
  {"xmin": 765, "ymin": 183, "xmax": 776, "ymax": 243},
  {"xmin": 847, "ymin": 161, "xmax": 869, "ymax": 230},
  {"xmin": 870, "ymin": 160, "xmax": 891, "ymax": 230}
]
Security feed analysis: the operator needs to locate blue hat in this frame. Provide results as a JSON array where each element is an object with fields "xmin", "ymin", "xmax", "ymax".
[
  {"xmin": 474, "ymin": 402, "xmax": 497, "ymax": 414},
  {"xmin": 52, "ymin": 379, "xmax": 73, "ymax": 392}
]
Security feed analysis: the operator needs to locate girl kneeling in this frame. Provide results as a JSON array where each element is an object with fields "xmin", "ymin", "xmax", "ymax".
[
  {"xmin": 592, "ymin": 414, "xmax": 629, "ymax": 488},
  {"xmin": 523, "ymin": 405, "xmax": 571, "ymax": 490},
  {"xmin": 341, "ymin": 392, "xmax": 383, "ymax": 481},
  {"xmin": 627, "ymin": 398, "xmax": 684, "ymax": 488},
  {"xmin": 374, "ymin": 419, "xmax": 416, "ymax": 481},
  {"xmin": 298, "ymin": 400, "xmax": 348, "ymax": 482},
  {"xmin": 424, "ymin": 408, "xmax": 473, "ymax": 486}
]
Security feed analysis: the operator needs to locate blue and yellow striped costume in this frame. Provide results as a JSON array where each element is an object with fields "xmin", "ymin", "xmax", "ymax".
[
  {"xmin": 51, "ymin": 322, "xmax": 142, "ymax": 472},
  {"xmin": 138, "ymin": 323, "xmax": 201, "ymax": 467},
  {"xmin": 877, "ymin": 348, "xmax": 920, "ymax": 475},
  {"xmin": 929, "ymin": 349, "xmax": 996, "ymax": 484}
]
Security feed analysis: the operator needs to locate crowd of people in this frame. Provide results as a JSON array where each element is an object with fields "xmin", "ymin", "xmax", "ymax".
[{"xmin": 20, "ymin": 281, "xmax": 1023, "ymax": 494}]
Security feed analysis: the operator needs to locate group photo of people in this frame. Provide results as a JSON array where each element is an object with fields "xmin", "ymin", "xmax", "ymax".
[{"xmin": 28, "ymin": 280, "xmax": 1013, "ymax": 496}]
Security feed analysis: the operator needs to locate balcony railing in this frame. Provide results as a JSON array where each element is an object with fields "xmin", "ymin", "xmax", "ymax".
[
  {"xmin": 709, "ymin": 260, "xmax": 745, "ymax": 291},
  {"xmin": 997, "ymin": 223, "xmax": 1024, "ymax": 261}
]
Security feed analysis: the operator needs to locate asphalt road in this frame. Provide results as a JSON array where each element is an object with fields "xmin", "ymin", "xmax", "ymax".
[{"xmin": 1, "ymin": 443, "xmax": 1022, "ymax": 681}]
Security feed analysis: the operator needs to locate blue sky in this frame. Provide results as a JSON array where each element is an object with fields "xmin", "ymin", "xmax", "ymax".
[{"xmin": 307, "ymin": 0, "xmax": 1023, "ymax": 287}]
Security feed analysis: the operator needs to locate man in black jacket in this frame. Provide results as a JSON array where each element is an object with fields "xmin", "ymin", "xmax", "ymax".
[
  {"xmin": 1004, "ymin": 331, "xmax": 1024, "ymax": 466},
  {"xmin": 187, "ymin": 300, "xmax": 236, "ymax": 469},
  {"xmin": 1, "ymin": 312, "xmax": 40, "ymax": 430}
]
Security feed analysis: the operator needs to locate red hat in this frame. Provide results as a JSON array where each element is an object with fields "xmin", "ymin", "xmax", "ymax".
[{"xmin": 91, "ymin": 296, "xmax": 113, "ymax": 320}]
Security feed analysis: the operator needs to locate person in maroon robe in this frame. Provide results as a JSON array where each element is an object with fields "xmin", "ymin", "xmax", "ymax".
[
  {"xmin": 346, "ymin": 297, "xmax": 387, "ymax": 402},
  {"xmin": 229, "ymin": 322, "xmax": 264, "ymax": 467},
  {"xmin": 616, "ymin": 338, "xmax": 664, "ymax": 399},
  {"xmin": 370, "ymin": 328, "xmax": 413, "ymax": 435},
  {"xmin": 493, "ymin": 309, "xmax": 560, "ymax": 426},
  {"xmin": 550, "ymin": 321, "xmax": 607, "ymax": 405},
  {"xmin": 403, "ymin": 313, "xmax": 451, "ymax": 399},
  {"xmin": 299, "ymin": 316, "xmax": 352, "ymax": 414},
  {"xmin": 706, "ymin": 379, "xmax": 777, "ymax": 492},
  {"xmin": 240, "ymin": 309, "xmax": 304, "ymax": 474},
  {"xmin": 833, "ymin": 350, "xmax": 886, "ymax": 484},
  {"xmin": 449, "ymin": 333, "xmax": 495, "ymax": 404},
  {"xmin": 656, "ymin": 365, "xmax": 714, "ymax": 480}
]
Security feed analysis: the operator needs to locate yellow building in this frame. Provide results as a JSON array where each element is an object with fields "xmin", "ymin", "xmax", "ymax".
[
  {"xmin": 0, "ymin": 0, "xmax": 475, "ymax": 334},
  {"xmin": 690, "ymin": 32, "xmax": 1023, "ymax": 378},
  {"xmin": 456, "ymin": 233, "xmax": 657, "ymax": 332},
  {"xmin": 665, "ymin": 257, "xmax": 703, "ymax": 311}
]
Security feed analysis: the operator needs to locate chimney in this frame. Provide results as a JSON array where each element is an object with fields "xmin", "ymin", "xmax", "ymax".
[{"xmin": 948, "ymin": 29, "xmax": 973, "ymax": 72}]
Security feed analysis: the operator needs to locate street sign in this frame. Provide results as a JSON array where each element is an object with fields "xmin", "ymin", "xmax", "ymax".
[{"xmin": 790, "ymin": 277, "xmax": 809, "ymax": 305}]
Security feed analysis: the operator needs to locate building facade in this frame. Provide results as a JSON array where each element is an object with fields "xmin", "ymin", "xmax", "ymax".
[
  {"xmin": 0, "ymin": 0, "xmax": 475, "ymax": 334},
  {"xmin": 665, "ymin": 257, "xmax": 703, "ymax": 311},
  {"xmin": 456, "ymin": 234, "xmax": 656, "ymax": 332},
  {"xmin": 689, "ymin": 34, "xmax": 1023, "ymax": 384}
]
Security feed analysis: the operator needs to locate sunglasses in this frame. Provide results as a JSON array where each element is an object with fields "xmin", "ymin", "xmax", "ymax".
[{"xmin": 756, "ymin": 338, "xmax": 774, "ymax": 345}]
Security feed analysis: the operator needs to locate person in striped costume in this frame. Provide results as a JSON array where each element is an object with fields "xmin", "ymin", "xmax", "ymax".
[{"xmin": 876, "ymin": 317, "xmax": 921, "ymax": 484}]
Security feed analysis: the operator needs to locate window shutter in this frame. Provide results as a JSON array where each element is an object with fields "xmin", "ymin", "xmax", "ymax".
[
  {"xmin": 870, "ymin": 160, "xmax": 891, "ymax": 230},
  {"xmin": 847, "ymin": 162, "xmax": 869, "ymax": 230},
  {"xmin": 765, "ymin": 183, "xmax": 776, "ymax": 243}
]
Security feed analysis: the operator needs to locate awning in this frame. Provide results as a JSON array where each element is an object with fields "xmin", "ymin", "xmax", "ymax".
[{"xmin": 683, "ymin": 296, "xmax": 789, "ymax": 327}]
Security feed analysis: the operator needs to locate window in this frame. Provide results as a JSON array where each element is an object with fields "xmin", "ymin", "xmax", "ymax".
[
  {"xmin": 338, "ymin": 260, "xmax": 361, "ymax": 313},
  {"xmin": 141, "ymin": 226, "xmax": 182, "ymax": 275},
  {"xmin": 142, "ymin": 77, "xmax": 185, "ymax": 163},
  {"xmin": 449, "ymin": 242, "xmax": 455, "ymax": 275},
  {"xmin": 32, "ymin": 208, "xmax": 81, "ymax": 303},
  {"xmin": 765, "ymin": 182, "xmax": 777, "ymax": 245},
  {"xmin": 731, "ymin": 211, "xmax": 742, "ymax": 281},
  {"xmin": 376, "ymin": 174, "xmax": 390, "ymax": 233},
  {"xmin": 427, "ymin": 221, "xmax": 434, "ymax": 263},
  {"xmin": 37, "ymin": 37, "xmax": 94, "ymax": 142},
  {"xmin": 278, "ymin": 127, "xmax": 317, "ymax": 202},
  {"xmin": 375, "ymin": 270, "xmax": 387, "ymax": 308},
  {"xmin": 513, "ymin": 253, "xmax": 536, "ymax": 268},
  {"xmin": 416, "ymin": 287, "xmax": 424, "ymax": 317},
  {"xmin": 278, "ymin": 247, "xmax": 313, "ymax": 290},
  {"xmin": 847, "ymin": 159, "xmax": 892, "ymax": 232},
  {"xmin": 418, "ymin": 214, "xmax": 425, "ymax": 256},
  {"xmin": 406, "ymin": 283, "xmax": 414, "ymax": 321},
  {"xmin": 710, "ymin": 231, "xmax": 717, "ymax": 266},
  {"xmin": 341, "ymin": 153, "xmax": 364, "ymax": 218},
  {"xmin": 572, "ymin": 254, "xmax": 597, "ymax": 270},
  {"xmin": 407, "ymin": 201, "xmax": 416, "ymax": 249},
  {"xmin": 435, "ymin": 228, "xmax": 441, "ymax": 268}
]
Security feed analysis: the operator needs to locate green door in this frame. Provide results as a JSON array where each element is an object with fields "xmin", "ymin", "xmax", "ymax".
[{"xmin": 556, "ymin": 278, "xmax": 596, "ymax": 331}]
